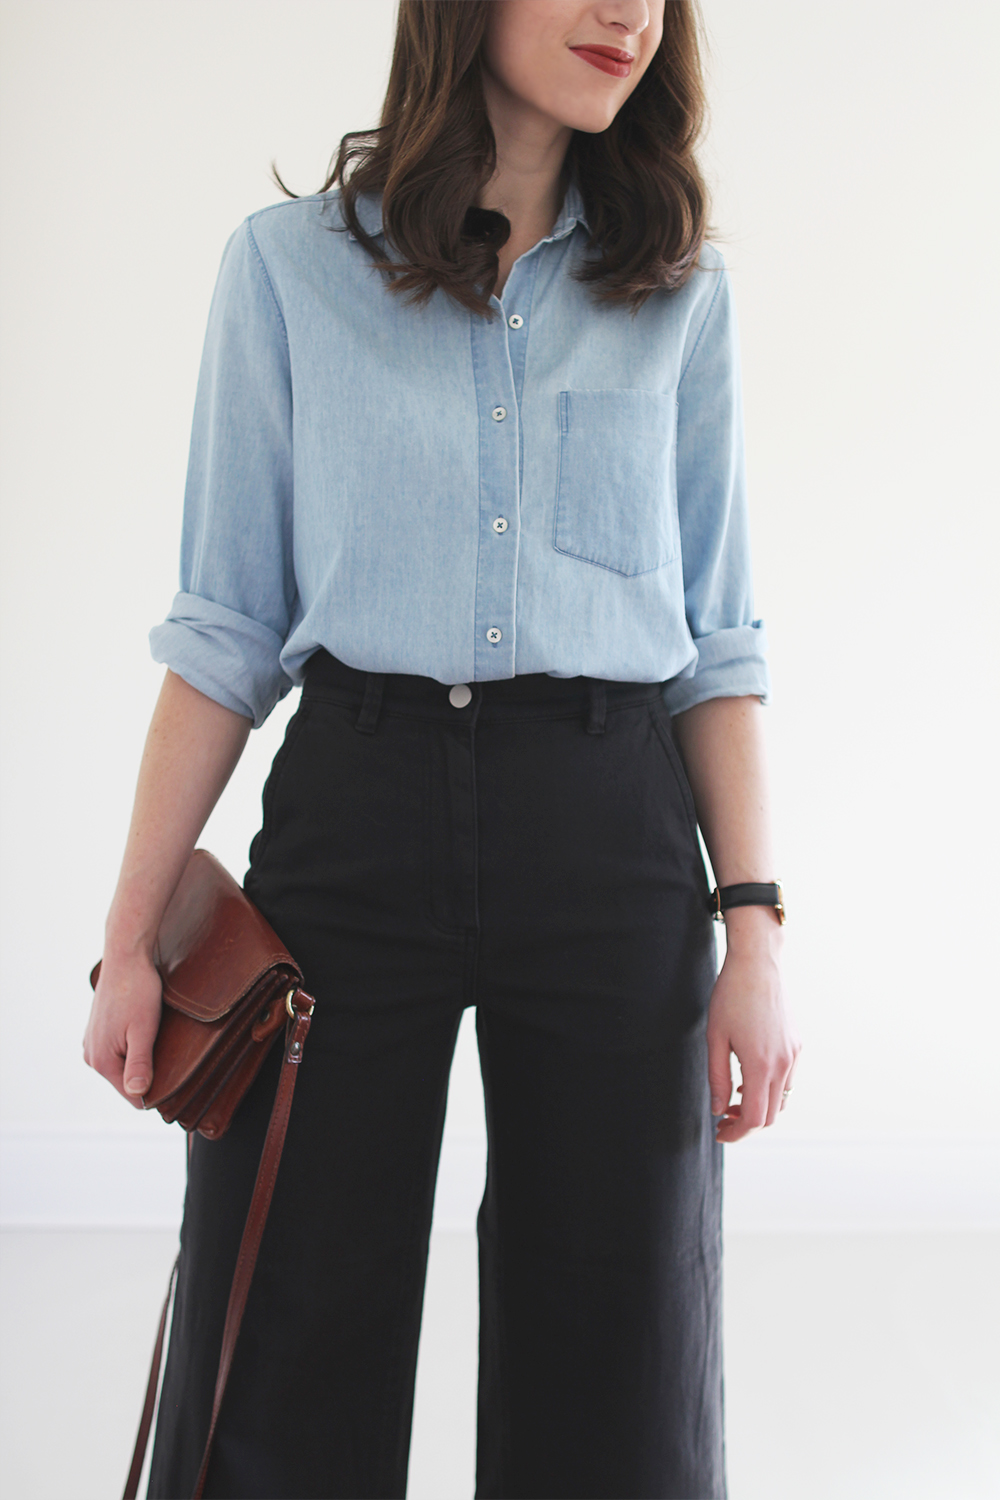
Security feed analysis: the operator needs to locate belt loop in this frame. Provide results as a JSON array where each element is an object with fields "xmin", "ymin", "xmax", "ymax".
[
  {"xmin": 355, "ymin": 672, "xmax": 385, "ymax": 734},
  {"xmin": 586, "ymin": 679, "xmax": 607, "ymax": 735}
]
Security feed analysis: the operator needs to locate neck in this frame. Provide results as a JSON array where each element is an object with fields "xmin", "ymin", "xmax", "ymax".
[{"xmin": 479, "ymin": 70, "xmax": 572, "ymax": 296}]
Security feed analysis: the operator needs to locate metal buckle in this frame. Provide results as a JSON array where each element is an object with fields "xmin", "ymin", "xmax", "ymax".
[
  {"xmin": 711, "ymin": 887, "xmax": 724, "ymax": 923},
  {"xmin": 774, "ymin": 882, "xmax": 786, "ymax": 926},
  {"xmin": 285, "ymin": 987, "xmax": 315, "ymax": 1020}
]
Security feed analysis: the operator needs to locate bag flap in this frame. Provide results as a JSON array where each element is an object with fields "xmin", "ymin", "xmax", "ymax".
[
  {"xmin": 143, "ymin": 969, "xmax": 288, "ymax": 1111},
  {"xmin": 154, "ymin": 850, "xmax": 300, "ymax": 1022}
]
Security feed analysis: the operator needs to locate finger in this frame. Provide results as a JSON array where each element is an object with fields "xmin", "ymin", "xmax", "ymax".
[
  {"xmin": 765, "ymin": 1072, "xmax": 786, "ymax": 1127},
  {"xmin": 714, "ymin": 1082, "xmax": 745, "ymax": 1142},
  {"xmin": 707, "ymin": 1030, "xmax": 733, "ymax": 1117},
  {"xmin": 123, "ymin": 1015, "xmax": 157, "ymax": 1101},
  {"xmin": 81, "ymin": 1006, "xmax": 99, "ymax": 1069},
  {"xmin": 714, "ymin": 1094, "xmax": 751, "ymax": 1142},
  {"xmin": 779, "ymin": 1051, "xmax": 800, "ymax": 1111},
  {"xmin": 715, "ymin": 1109, "xmax": 752, "ymax": 1145},
  {"xmin": 733, "ymin": 1063, "xmax": 768, "ymax": 1134},
  {"xmin": 90, "ymin": 1041, "xmax": 128, "ymax": 1098}
]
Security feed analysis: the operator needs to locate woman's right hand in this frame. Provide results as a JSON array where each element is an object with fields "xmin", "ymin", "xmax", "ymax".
[
  {"xmin": 80, "ymin": 668, "xmax": 253, "ymax": 1106},
  {"xmin": 83, "ymin": 950, "xmax": 163, "ymax": 1106}
]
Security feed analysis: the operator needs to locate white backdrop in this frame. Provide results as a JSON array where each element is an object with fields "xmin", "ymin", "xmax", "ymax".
[{"xmin": 1, "ymin": 0, "xmax": 997, "ymax": 1232}]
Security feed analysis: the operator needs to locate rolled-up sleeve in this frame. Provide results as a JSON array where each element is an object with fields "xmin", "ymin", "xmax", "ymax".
[
  {"xmin": 149, "ymin": 220, "xmax": 295, "ymax": 727},
  {"xmin": 662, "ymin": 253, "xmax": 771, "ymax": 716}
]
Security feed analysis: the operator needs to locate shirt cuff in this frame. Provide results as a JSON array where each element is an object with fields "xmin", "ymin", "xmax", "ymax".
[
  {"xmin": 149, "ymin": 591, "xmax": 292, "ymax": 728},
  {"xmin": 662, "ymin": 620, "xmax": 771, "ymax": 715}
]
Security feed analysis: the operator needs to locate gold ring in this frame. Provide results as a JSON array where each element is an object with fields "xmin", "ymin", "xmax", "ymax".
[{"xmin": 286, "ymin": 988, "xmax": 316, "ymax": 1019}]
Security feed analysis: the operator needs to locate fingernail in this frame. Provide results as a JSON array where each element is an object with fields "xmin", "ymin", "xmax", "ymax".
[
  {"xmin": 125, "ymin": 1078, "xmax": 148, "ymax": 1095},
  {"xmin": 711, "ymin": 1098, "xmax": 723, "ymax": 1115}
]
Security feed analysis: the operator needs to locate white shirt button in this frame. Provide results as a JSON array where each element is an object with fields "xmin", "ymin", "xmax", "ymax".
[
  {"xmin": 492, "ymin": 517, "xmax": 508, "ymax": 533},
  {"xmin": 491, "ymin": 406, "xmax": 507, "ymax": 422},
  {"xmin": 486, "ymin": 627, "xmax": 503, "ymax": 644},
  {"xmin": 448, "ymin": 683, "xmax": 472, "ymax": 708},
  {"xmin": 508, "ymin": 314, "xmax": 524, "ymax": 329}
]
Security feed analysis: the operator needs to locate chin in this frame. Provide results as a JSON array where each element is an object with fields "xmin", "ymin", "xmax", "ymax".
[
  {"xmin": 549, "ymin": 91, "xmax": 624, "ymax": 136},
  {"xmin": 568, "ymin": 106, "xmax": 621, "ymax": 134}
]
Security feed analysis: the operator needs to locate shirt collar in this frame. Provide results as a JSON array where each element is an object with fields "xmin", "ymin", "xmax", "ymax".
[
  {"xmin": 349, "ymin": 190, "xmax": 386, "ymax": 241},
  {"xmin": 548, "ymin": 179, "xmax": 590, "ymax": 241},
  {"xmin": 348, "ymin": 178, "xmax": 590, "ymax": 246}
]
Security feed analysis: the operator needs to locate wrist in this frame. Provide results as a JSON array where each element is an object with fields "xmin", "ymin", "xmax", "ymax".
[
  {"xmin": 104, "ymin": 908, "xmax": 158, "ymax": 965},
  {"xmin": 720, "ymin": 903, "xmax": 785, "ymax": 957}
]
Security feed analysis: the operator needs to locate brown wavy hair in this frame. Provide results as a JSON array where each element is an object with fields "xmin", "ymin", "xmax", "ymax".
[{"xmin": 279, "ymin": 0, "xmax": 709, "ymax": 315}]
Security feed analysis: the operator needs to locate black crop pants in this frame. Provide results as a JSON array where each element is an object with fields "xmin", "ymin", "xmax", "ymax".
[{"xmin": 148, "ymin": 653, "xmax": 726, "ymax": 1500}]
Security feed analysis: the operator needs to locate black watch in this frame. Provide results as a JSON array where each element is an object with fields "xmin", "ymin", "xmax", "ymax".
[{"xmin": 709, "ymin": 881, "xmax": 785, "ymax": 926}]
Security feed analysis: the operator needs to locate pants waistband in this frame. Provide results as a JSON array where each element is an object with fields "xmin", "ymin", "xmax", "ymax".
[{"xmin": 301, "ymin": 650, "xmax": 666, "ymax": 735}]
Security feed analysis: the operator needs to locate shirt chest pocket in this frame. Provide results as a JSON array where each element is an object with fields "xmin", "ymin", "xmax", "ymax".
[{"xmin": 553, "ymin": 389, "xmax": 680, "ymax": 577}]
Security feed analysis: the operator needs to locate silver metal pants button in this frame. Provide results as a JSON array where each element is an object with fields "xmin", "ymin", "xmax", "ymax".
[{"xmin": 448, "ymin": 684, "xmax": 473, "ymax": 708}]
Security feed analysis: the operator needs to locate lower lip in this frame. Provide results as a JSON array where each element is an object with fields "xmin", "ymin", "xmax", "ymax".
[{"xmin": 570, "ymin": 48, "xmax": 633, "ymax": 79}]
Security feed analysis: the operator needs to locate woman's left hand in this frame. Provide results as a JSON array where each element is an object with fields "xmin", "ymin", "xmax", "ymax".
[{"xmin": 706, "ymin": 907, "xmax": 802, "ymax": 1144}]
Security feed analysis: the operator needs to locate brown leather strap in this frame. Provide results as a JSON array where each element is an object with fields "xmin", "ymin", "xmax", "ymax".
[
  {"xmin": 191, "ymin": 997, "xmax": 313, "ymax": 1499},
  {"xmin": 122, "ymin": 990, "xmax": 314, "ymax": 1500},
  {"xmin": 122, "ymin": 1255, "xmax": 179, "ymax": 1500}
]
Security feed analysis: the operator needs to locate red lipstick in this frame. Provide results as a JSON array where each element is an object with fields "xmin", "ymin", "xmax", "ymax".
[{"xmin": 569, "ymin": 45, "xmax": 635, "ymax": 79}]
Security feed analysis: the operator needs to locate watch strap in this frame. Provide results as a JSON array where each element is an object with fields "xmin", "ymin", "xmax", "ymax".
[{"xmin": 710, "ymin": 881, "xmax": 785, "ymax": 924}]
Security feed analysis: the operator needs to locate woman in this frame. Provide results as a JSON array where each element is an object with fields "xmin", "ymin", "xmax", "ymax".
[{"xmin": 84, "ymin": 2, "xmax": 801, "ymax": 1496}]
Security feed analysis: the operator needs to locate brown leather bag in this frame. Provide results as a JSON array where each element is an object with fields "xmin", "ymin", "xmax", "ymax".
[{"xmin": 90, "ymin": 849, "xmax": 315, "ymax": 1500}]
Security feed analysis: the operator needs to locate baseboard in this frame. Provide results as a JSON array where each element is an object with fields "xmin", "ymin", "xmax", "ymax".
[{"xmin": 1, "ymin": 1126, "xmax": 996, "ymax": 1232}]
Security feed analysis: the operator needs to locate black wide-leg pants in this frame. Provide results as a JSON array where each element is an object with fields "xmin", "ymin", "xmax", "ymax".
[{"xmin": 148, "ymin": 653, "xmax": 727, "ymax": 1500}]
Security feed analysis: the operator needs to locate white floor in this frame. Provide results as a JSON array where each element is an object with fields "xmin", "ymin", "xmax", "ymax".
[{"xmin": 1, "ymin": 1230, "xmax": 997, "ymax": 1500}]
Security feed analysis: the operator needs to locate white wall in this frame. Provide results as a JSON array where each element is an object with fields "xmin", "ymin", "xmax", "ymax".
[{"xmin": 1, "ymin": 0, "xmax": 997, "ymax": 1231}]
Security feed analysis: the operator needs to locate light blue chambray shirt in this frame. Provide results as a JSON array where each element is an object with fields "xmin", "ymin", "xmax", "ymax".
[{"xmin": 150, "ymin": 183, "xmax": 769, "ymax": 728}]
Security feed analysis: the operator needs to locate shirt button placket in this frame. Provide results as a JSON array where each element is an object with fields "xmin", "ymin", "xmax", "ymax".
[{"xmin": 471, "ymin": 295, "xmax": 521, "ymax": 680}]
